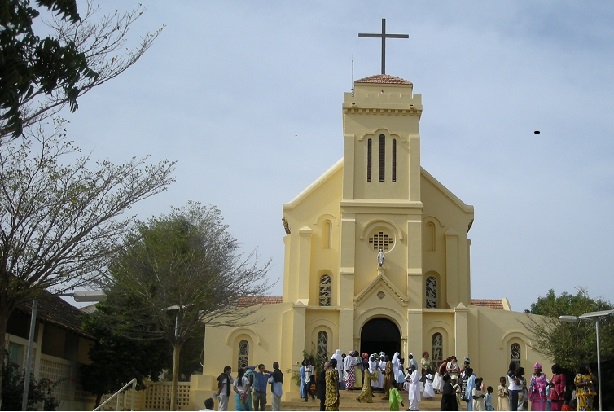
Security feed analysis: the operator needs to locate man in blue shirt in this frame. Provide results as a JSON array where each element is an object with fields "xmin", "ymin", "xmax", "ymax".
[{"xmin": 252, "ymin": 364, "xmax": 271, "ymax": 411}]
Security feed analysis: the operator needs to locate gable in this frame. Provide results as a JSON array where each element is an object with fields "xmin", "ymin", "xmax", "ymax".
[{"xmin": 354, "ymin": 272, "xmax": 408, "ymax": 308}]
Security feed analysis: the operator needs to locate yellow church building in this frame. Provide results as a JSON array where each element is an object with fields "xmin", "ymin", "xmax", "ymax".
[{"xmin": 199, "ymin": 71, "xmax": 550, "ymax": 402}]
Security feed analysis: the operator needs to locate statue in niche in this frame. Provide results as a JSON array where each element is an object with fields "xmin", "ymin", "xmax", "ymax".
[{"xmin": 377, "ymin": 249, "xmax": 385, "ymax": 268}]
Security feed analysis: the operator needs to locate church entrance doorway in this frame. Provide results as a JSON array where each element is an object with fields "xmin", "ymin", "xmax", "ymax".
[{"xmin": 360, "ymin": 318, "xmax": 401, "ymax": 360}]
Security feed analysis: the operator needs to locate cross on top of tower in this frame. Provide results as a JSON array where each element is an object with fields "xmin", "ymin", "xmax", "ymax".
[{"xmin": 358, "ymin": 19, "xmax": 409, "ymax": 75}]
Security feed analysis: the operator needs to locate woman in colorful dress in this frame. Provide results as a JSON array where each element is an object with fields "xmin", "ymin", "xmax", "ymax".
[
  {"xmin": 548, "ymin": 364, "xmax": 566, "ymax": 411},
  {"xmin": 528, "ymin": 362, "xmax": 548, "ymax": 411},
  {"xmin": 233, "ymin": 368, "xmax": 251, "ymax": 411},
  {"xmin": 356, "ymin": 364, "xmax": 378, "ymax": 403},
  {"xmin": 324, "ymin": 358, "xmax": 340, "ymax": 411},
  {"xmin": 343, "ymin": 351, "xmax": 357, "ymax": 390},
  {"xmin": 382, "ymin": 360, "xmax": 395, "ymax": 400},
  {"xmin": 574, "ymin": 365, "xmax": 596, "ymax": 411}
]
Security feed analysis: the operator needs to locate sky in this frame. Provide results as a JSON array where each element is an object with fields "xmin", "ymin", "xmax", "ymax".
[{"xmin": 61, "ymin": 1, "xmax": 614, "ymax": 312}]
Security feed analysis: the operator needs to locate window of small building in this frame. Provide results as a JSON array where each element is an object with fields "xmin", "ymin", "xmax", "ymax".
[
  {"xmin": 238, "ymin": 339, "xmax": 249, "ymax": 369},
  {"xmin": 319, "ymin": 274, "xmax": 332, "ymax": 306},
  {"xmin": 510, "ymin": 343, "xmax": 521, "ymax": 372}
]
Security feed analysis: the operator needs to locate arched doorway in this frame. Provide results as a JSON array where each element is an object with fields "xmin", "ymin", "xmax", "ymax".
[{"xmin": 360, "ymin": 318, "xmax": 401, "ymax": 360}]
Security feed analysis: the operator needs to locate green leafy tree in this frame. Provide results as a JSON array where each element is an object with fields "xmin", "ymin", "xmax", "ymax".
[
  {"xmin": 103, "ymin": 202, "xmax": 272, "ymax": 410},
  {"xmin": 0, "ymin": 0, "xmax": 162, "ymax": 139},
  {"xmin": 524, "ymin": 288, "xmax": 614, "ymax": 370},
  {"xmin": 80, "ymin": 296, "xmax": 169, "ymax": 407},
  {"xmin": 0, "ymin": 121, "xmax": 175, "ymax": 405}
]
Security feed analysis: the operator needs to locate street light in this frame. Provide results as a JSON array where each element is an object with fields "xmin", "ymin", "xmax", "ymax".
[
  {"xmin": 22, "ymin": 291, "xmax": 107, "ymax": 410},
  {"xmin": 559, "ymin": 309, "xmax": 614, "ymax": 411}
]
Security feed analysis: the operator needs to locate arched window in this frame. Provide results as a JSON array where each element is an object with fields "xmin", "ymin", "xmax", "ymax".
[
  {"xmin": 317, "ymin": 331, "xmax": 328, "ymax": 360},
  {"xmin": 426, "ymin": 222, "xmax": 436, "ymax": 251},
  {"xmin": 431, "ymin": 333, "xmax": 443, "ymax": 365},
  {"xmin": 392, "ymin": 138, "xmax": 397, "ymax": 182},
  {"xmin": 322, "ymin": 220, "xmax": 332, "ymax": 249},
  {"xmin": 510, "ymin": 343, "xmax": 521, "ymax": 372},
  {"xmin": 426, "ymin": 276, "xmax": 437, "ymax": 308},
  {"xmin": 319, "ymin": 274, "xmax": 331, "ymax": 306},
  {"xmin": 367, "ymin": 138, "xmax": 372, "ymax": 182},
  {"xmin": 379, "ymin": 134, "xmax": 385, "ymax": 182},
  {"xmin": 238, "ymin": 340, "xmax": 249, "ymax": 369}
]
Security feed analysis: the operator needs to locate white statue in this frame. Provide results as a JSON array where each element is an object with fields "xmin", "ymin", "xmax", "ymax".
[{"xmin": 377, "ymin": 249, "xmax": 385, "ymax": 267}]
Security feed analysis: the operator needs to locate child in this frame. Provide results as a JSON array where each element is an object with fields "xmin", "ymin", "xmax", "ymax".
[
  {"xmin": 497, "ymin": 376, "xmax": 509, "ymax": 411},
  {"xmin": 472, "ymin": 377, "xmax": 485, "ymax": 411},
  {"xmin": 485, "ymin": 386, "xmax": 494, "ymax": 411},
  {"xmin": 423, "ymin": 372, "xmax": 435, "ymax": 399}
]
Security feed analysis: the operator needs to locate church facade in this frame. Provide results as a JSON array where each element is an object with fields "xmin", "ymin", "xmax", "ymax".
[{"xmin": 199, "ymin": 73, "xmax": 549, "ymax": 402}]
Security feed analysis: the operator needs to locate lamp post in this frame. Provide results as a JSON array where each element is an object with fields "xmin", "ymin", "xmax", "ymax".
[
  {"xmin": 22, "ymin": 291, "xmax": 107, "ymax": 410},
  {"xmin": 559, "ymin": 309, "xmax": 614, "ymax": 411}
]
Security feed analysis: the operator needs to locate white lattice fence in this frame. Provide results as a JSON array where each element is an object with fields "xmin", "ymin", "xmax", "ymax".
[
  {"xmin": 39, "ymin": 356, "xmax": 72, "ymax": 401},
  {"xmin": 143, "ymin": 380, "xmax": 191, "ymax": 411}
]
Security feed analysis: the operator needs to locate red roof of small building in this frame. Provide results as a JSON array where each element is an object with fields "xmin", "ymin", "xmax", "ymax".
[
  {"xmin": 236, "ymin": 296, "xmax": 283, "ymax": 308},
  {"xmin": 471, "ymin": 299, "xmax": 504, "ymax": 310},
  {"xmin": 17, "ymin": 291, "xmax": 93, "ymax": 338},
  {"xmin": 355, "ymin": 74, "xmax": 412, "ymax": 85}
]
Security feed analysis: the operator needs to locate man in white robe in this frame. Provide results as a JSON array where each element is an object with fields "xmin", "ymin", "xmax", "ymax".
[{"xmin": 406, "ymin": 365, "xmax": 421, "ymax": 411}]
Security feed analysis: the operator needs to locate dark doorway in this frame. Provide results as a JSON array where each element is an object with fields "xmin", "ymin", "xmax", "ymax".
[{"xmin": 360, "ymin": 318, "xmax": 401, "ymax": 360}]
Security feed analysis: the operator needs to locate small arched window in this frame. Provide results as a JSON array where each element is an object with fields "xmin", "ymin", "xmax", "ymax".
[
  {"xmin": 317, "ymin": 331, "xmax": 328, "ymax": 360},
  {"xmin": 431, "ymin": 333, "xmax": 443, "ymax": 365},
  {"xmin": 426, "ymin": 276, "xmax": 437, "ymax": 308},
  {"xmin": 392, "ymin": 138, "xmax": 397, "ymax": 182},
  {"xmin": 379, "ymin": 134, "xmax": 385, "ymax": 182},
  {"xmin": 238, "ymin": 340, "xmax": 249, "ymax": 369},
  {"xmin": 319, "ymin": 274, "xmax": 332, "ymax": 306},
  {"xmin": 510, "ymin": 343, "xmax": 521, "ymax": 372},
  {"xmin": 367, "ymin": 138, "xmax": 372, "ymax": 182},
  {"xmin": 426, "ymin": 222, "xmax": 436, "ymax": 252},
  {"xmin": 322, "ymin": 220, "xmax": 332, "ymax": 249}
]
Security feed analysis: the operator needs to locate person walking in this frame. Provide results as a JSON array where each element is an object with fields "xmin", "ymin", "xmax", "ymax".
[
  {"xmin": 406, "ymin": 364, "xmax": 421, "ymax": 411},
  {"xmin": 356, "ymin": 362, "xmax": 378, "ymax": 403},
  {"xmin": 441, "ymin": 374, "xmax": 459, "ymax": 411},
  {"xmin": 216, "ymin": 366, "xmax": 232, "ymax": 411},
  {"xmin": 268, "ymin": 362, "xmax": 283, "ymax": 411},
  {"xmin": 317, "ymin": 362, "xmax": 329, "ymax": 411},
  {"xmin": 325, "ymin": 358, "xmax": 340, "ymax": 410},
  {"xmin": 252, "ymin": 364, "xmax": 271, "ymax": 411}
]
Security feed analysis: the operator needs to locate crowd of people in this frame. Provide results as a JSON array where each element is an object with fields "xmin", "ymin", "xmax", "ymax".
[
  {"xmin": 207, "ymin": 352, "xmax": 599, "ymax": 411},
  {"xmin": 212, "ymin": 362, "xmax": 284, "ymax": 411}
]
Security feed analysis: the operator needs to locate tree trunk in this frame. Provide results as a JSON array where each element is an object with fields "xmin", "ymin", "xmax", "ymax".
[
  {"xmin": 0, "ymin": 306, "xmax": 12, "ymax": 410},
  {"xmin": 170, "ymin": 343, "xmax": 182, "ymax": 411}
]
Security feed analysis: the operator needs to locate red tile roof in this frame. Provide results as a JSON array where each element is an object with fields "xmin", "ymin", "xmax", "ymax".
[
  {"xmin": 17, "ymin": 291, "xmax": 93, "ymax": 338},
  {"xmin": 355, "ymin": 74, "xmax": 412, "ymax": 85},
  {"xmin": 236, "ymin": 296, "xmax": 283, "ymax": 308},
  {"xmin": 471, "ymin": 299, "xmax": 504, "ymax": 310}
]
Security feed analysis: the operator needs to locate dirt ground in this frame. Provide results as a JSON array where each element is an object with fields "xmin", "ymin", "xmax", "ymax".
[{"xmin": 280, "ymin": 388, "xmax": 445, "ymax": 411}]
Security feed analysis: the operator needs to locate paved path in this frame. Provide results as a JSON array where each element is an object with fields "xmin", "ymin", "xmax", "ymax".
[{"xmin": 280, "ymin": 388, "xmax": 444, "ymax": 411}]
